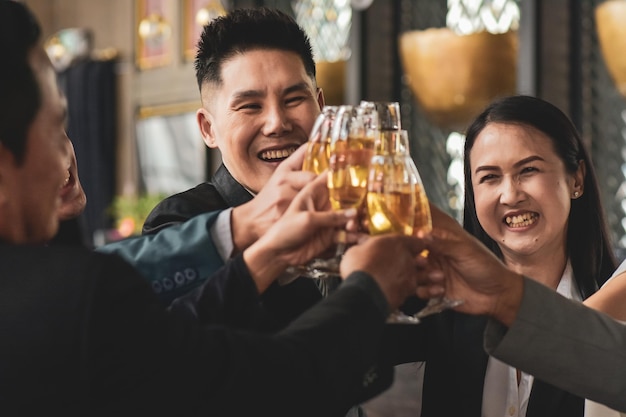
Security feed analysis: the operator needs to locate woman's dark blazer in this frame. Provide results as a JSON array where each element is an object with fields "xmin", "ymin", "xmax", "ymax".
[{"xmin": 385, "ymin": 311, "xmax": 583, "ymax": 417}]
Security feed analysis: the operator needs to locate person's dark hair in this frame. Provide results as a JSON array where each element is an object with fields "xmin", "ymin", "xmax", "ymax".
[
  {"xmin": 194, "ymin": 7, "xmax": 316, "ymax": 90},
  {"xmin": 0, "ymin": 0, "xmax": 42, "ymax": 164},
  {"xmin": 462, "ymin": 95, "xmax": 617, "ymax": 298}
]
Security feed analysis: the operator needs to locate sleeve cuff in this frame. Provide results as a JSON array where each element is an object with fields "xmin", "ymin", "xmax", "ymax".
[
  {"xmin": 210, "ymin": 208, "xmax": 234, "ymax": 261},
  {"xmin": 341, "ymin": 271, "xmax": 390, "ymax": 317}
]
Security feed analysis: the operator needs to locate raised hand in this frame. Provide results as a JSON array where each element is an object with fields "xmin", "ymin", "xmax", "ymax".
[
  {"xmin": 244, "ymin": 173, "xmax": 357, "ymax": 292},
  {"xmin": 417, "ymin": 203, "xmax": 524, "ymax": 324},
  {"xmin": 341, "ymin": 234, "xmax": 428, "ymax": 310},
  {"xmin": 232, "ymin": 144, "xmax": 317, "ymax": 253}
]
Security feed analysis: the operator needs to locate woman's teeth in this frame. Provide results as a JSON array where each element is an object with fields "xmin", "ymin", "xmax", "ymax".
[{"xmin": 505, "ymin": 212, "xmax": 538, "ymax": 228}]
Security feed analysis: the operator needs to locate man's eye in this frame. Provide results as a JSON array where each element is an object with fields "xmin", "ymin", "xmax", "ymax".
[
  {"xmin": 238, "ymin": 103, "xmax": 261, "ymax": 111},
  {"xmin": 521, "ymin": 166, "xmax": 538, "ymax": 174},
  {"xmin": 286, "ymin": 96, "xmax": 306, "ymax": 106}
]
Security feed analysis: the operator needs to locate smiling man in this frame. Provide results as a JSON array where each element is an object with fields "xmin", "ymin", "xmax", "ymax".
[
  {"xmin": 143, "ymin": 8, "xmax": 323, "ymax": 237},
  {"xmin": 197, "ymin": 46, "xmax": 321, "ymax": 194},
  {"xmin": 141, "ymin": 8, "xmax": 326, "ymax": 328},
  {"xmin": 144, "ymin": 8, "xmax": 323, "ymax": 233}
]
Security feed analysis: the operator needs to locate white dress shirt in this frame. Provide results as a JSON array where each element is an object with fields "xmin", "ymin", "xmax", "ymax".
[
  {"xmin": 210, "ymin": 207, "xmax": 299, "ymax": 286},
  {"xmin": 481, "ymin": 261, "xmax": 581, "ymax": 417}
]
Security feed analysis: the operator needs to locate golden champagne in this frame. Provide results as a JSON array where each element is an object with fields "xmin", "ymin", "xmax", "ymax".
[
  {"xmin": 367, "ymin": 189, "xmax": 415, "ymax": 235},
  {"xmin": 328, "ymin": 136, "xmax": 375, "ymax": 210},
  {"xmin": 302, "ymin": 141, "xmax": 330, "ymax": 174},
  {"xmin": 414, "ymin": 183, "xmax": 432, "ymax": 234}
]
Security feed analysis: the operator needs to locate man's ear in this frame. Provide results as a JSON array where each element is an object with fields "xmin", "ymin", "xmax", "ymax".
[
  {"xmin": 316, "ymin": 87, "xmax": 325, "ymax": 110},
  {"xmin": 197, "ymin": 107, "xmax": 218, "ymax": 149}
]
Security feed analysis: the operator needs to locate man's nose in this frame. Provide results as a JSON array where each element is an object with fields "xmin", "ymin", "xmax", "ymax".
[{"xmin": 262, "ymin": 105, "xmax": 292, "ymax": 136}]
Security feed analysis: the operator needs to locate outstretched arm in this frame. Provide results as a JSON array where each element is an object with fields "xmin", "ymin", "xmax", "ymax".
[
  {"xmin": 417, "ymin": 203, "xmax": 524, "ymax": 325},
  {"xmin": 584, "ymin": 261, "xmax": 626, "ymax": 321},
  {"xmin": 418, "ymin": 203, "xmax": 626, "ymax": 412}
]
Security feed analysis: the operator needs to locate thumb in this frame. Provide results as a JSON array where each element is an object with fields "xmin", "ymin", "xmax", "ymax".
[
  {"xmin": 278, "ymin": 143, "xmax": 307, "ymax": 172},
  {"xmin": 401, "ymin": 235, "xmax": 429, "ymax": 257},
  {"xmin": 311, "ymin": 207, "xmax": 357, "ymax": 229}
]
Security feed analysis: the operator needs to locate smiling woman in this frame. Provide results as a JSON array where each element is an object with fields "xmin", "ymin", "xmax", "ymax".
[
  {"xmin": 463, "ymin": 95, "xmax": 615, "ymax": 297},
  {"xmin": 459, "ymin": 94, "xmax": 617, "ymax": 417}
]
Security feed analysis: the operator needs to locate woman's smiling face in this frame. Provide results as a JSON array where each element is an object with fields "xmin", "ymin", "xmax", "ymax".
[{"xmin": 469, "ymin": 122, "xmax": 583, "ymax": 260}]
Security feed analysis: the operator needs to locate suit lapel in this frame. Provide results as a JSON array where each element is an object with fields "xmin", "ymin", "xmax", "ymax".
[
  {"xmin": 452, "ymin": 314, "xmax": 490, "ymax": 414},
  {"xmin": 527, "ymin": 378, "xmax": 584, "ymax": 417},
  {"xmin": 212, "ymin": 164, "xmax": 254, "ymax": 207}
]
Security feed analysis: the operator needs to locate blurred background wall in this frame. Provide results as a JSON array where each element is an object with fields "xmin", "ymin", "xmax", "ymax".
[{"xmin": 24, "ymin": 0, "xmax": 626, "ymax": 260}]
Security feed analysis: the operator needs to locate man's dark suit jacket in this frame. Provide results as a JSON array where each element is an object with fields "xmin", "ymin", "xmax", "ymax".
[
  {"xmin": 142, "ymin": 163, "xmax": 323, "ymax": 330},
  {"xmin": 0, "ymin": 243, "xmax": 392, "ymax": 416}
]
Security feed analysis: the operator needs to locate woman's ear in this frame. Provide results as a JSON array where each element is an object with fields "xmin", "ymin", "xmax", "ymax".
[{"xmin": 572, "ymin": 159, "xmax": 586, "ymax": 198}]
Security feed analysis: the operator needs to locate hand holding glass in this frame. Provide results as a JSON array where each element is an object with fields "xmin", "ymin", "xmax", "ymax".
[{"xmin": 368, "ymin": 130, "xmax": 462, "ymax": 324}]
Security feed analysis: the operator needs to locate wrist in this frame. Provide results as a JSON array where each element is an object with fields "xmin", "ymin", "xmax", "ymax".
[
  {"xmin": 232, "ymin": 204, "xmax": 258, "ymax": 254},
  {"xmin": 491, "ymin": 271, "xmax": 525, "ymax": 326},
  {"xmin": 243, "ymin": 238, "xmax": 289, "ymax": 293}
]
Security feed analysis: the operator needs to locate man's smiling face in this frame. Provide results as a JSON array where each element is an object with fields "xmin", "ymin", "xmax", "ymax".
[{"xmin": 197, "ymin": 48, "xmax": 323, "ymax": 193}]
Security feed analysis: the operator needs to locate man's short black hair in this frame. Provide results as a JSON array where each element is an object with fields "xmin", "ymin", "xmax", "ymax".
[{"xmin": 194, "ymin": 7, "xmax": 316, "ymax": 90}]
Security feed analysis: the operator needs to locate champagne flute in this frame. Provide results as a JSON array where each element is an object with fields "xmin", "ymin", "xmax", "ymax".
[
  {"xmin": 367, "ymin": 130, "xmax": 419, "ymax": 323},
  {"xmin": 360, "ymin": 100, "xmax": 401, "ymax": 153},
  {"xmin": 328, "ymin": 104, "xmax": 377, "ymax": 256},
  {"xmin": 286, "ymin": 106, "xmax": 342, "ymax": 280},
  {"xmin": 302, "ymin": 105, "xmax": 337, "ymax": 174},
  {"xmin": 290, "ymin": 105, "xmax": 376, "ymax": 293},
  {"xmin": 383, "ymin": 130, "xmax": 462, "ymax": 323}
]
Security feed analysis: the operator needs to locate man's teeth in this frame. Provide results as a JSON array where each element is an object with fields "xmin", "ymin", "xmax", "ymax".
[
  {"xmin": 260, "ymin": 147, "xmax": 297, "ymax": 161},
  {"xmin": 505, "ymin": 213, "xmax": 538, "ymax": 228}
]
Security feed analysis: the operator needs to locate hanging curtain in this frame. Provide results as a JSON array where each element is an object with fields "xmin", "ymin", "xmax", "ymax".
[{"xmin": 57, "ymin": 58, "xmax": 117, "ymax": 246}]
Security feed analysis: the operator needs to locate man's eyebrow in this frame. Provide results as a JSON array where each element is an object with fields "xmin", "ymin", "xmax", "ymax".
[
  {"xmin": 283, "ymin": 82, "xmax": 312, "ymax": 95},
  {"xmin": 231, "ymin": 89, "xmax": 265, "ymax": 101},
  {"xmin": 230, "ymin": 82, "xmax": 312, "ymax": 102}
]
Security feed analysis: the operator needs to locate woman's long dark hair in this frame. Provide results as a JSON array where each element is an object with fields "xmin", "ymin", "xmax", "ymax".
[{"xmin": 462, "ymin": 95, "xmax": 616, "ymax": 298}]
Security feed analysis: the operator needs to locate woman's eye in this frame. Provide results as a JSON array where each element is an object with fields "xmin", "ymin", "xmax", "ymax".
[
  {"xmin": 521, "ymin": 166, "xmax": 538, "ymax": 174},
  {"xmin": 478, "ymin": 174, "xmax": 497, "ymax": 183}
]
